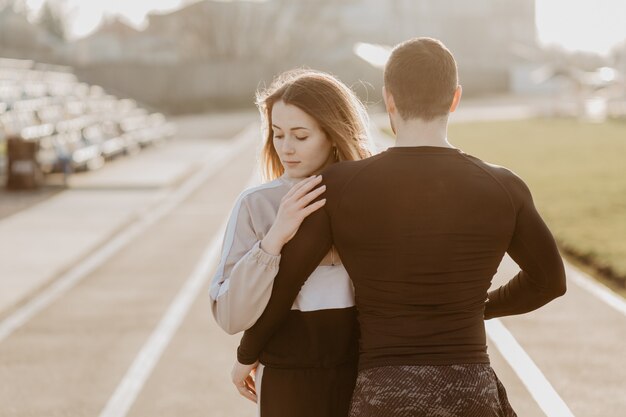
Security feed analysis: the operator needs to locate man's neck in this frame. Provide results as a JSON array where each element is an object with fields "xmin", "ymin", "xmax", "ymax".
[{"xmin": 393, "ymin": 115, "xmax": 454, "ymax": 148}]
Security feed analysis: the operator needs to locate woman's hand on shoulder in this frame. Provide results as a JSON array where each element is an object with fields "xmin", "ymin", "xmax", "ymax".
[{"xmin": 261, "ymin": 175, "xmax": 326, "ymax": 255}]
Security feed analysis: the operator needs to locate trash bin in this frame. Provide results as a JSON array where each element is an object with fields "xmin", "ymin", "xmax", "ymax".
[{"xmin": 6, "ymin": 135, "xmax": 42, "ymax": 190}]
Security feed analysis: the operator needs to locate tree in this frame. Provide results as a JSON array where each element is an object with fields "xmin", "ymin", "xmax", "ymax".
[{"xmin": 38, "ymin": 0, "xmax": 66, "ymax": 41}]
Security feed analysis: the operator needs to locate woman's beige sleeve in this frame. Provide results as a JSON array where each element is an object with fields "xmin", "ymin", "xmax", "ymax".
[{"xmin": 209, "ymin": 197, "xmax": 280, "ymax": 334}]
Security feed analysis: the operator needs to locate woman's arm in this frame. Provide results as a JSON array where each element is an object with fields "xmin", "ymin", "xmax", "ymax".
[
  {"xmin": 210, "ymin": 176, "xmax": 327, "ymax": 334},
  {"xmin": 210, "ymin": 197, "xmax": 282, "ymax": 335}
]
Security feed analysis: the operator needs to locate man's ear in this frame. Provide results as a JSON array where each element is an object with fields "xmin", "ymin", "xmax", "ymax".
[
  {"xmin": 382, "ymin": 86, "xmax": 396, "ymax": 115},
  {"xmin": 449, "ymin": 85, "xmax": 462, "ymax": 113}
]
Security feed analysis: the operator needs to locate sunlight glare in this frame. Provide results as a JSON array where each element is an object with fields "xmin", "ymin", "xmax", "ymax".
[{"xmin": 353, "ymin": 43, "xmax": 392, "ymax": 69}]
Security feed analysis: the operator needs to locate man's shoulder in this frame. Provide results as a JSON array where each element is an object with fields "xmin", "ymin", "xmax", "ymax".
[
  {"xmin": 320, "ymin": 154, "xmax": 384, "ymax": 191},
  {"xmin": 461, "ymin": 153, "xmax": 531, "ymax": 199},
  {"xmin": 322, "ymin": 154, "xmax": 385, "ymax": 178},
  {"xmin": 462, "ymin": 153, "xmax": 523, "ymax": 183}
]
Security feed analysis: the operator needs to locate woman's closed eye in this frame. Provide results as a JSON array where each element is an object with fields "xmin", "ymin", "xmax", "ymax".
[{"xmin": 273, "ymin": 134, "xmax": 307, "ymax": 141}]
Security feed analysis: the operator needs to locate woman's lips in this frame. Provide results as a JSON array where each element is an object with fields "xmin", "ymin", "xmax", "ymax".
[{"xmin": 283, "ymin": 161, "xmax": 301, "ymax": 167}]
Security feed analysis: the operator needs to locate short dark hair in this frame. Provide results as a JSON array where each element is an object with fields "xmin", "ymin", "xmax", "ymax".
[{"xmin": 384, "ymin": 37, "xmax": 458, "ymax": 121}]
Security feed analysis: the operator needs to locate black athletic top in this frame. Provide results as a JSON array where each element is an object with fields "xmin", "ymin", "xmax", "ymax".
[{"xmin": 238, "ymin": 146, "xmax": 566, "ymax": 370}]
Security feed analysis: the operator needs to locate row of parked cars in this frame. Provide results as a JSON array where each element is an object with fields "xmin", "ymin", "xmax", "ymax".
[{"xmin": 0, "ymin": 58, "xmax": 176, "ymax": 179}]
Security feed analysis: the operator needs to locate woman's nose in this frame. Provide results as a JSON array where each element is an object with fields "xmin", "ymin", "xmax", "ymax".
[{"xmin": 281, "ymin": 138, "xmax": 296, "ymax": 154}]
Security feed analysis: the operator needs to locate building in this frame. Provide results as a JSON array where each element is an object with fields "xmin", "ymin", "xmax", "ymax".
[{"xmin": 16, "ymin": 0, "xmax": 539, "ymax": 111}]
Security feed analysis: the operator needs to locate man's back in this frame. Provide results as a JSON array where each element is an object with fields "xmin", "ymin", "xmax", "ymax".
[
  {"xmin": 321, "ymin": 146, "xmax": 565, "ymax": 369},
  {"xmin": 325, "ymin": 147, "xmax": 511, "ymax": 368}
]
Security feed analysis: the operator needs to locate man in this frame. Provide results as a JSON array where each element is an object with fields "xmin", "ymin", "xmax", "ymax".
[{"xmin": 233, "ymin": 37, "xmax": 566, "ymax": 416}]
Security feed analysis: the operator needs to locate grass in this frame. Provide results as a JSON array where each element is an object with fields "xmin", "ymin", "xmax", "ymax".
[{"xmin": 446, "ymin": 118, "xmax": 626, "ymax": 292}]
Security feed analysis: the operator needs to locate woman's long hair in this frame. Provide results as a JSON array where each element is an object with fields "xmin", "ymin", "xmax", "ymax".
[{"xmin": 257, "ymin": 69, "xmax": 372, "ymax": 181}]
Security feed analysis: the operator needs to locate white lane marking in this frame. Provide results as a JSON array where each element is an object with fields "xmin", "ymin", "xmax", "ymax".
[
  {"xmin": 486, "ymin": 319, "xmax": 575, "ymax": 417},
  {"xmin": 0, "ymin": 126, "xmax": 257, "ymax": 344},
  {"xmin": 99, "ymin": 173, "xmax": 260, "ymax": 417},
  {"xmin": 99, "ymin": 224, "xmax": 225, "ymax": 417},
  {"xmin": 565, "ymin": 262, "xmax": 626, "ymax": 317}
]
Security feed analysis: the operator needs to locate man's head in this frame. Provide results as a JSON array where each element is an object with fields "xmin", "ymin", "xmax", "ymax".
[{"xmin": 383, "ymin": 37, "xmax": 461, "ymax": 122}]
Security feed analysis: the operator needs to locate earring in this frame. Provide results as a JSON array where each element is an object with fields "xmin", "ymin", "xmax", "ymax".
[{"xmin": 333, "ymin": 146, "xmax": 339, "ymax": 160}]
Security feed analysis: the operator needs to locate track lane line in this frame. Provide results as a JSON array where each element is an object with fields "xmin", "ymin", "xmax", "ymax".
[
  {"xmin": 565, "ymin": 262, "xmax": 626, "ymax": 317},
  {"xmin": 98, "ymin": 173, "xmax": 259, "ymax": 417},
  {"xmin": 98, "ymin": 222, "xmax": 226, "ymax": 417},
  {"xmin": 486, "ymin": 318, "xmax": 575, "ymax": 417}
]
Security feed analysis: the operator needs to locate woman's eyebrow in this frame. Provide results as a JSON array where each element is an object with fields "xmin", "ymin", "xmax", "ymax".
[{"xmin": 272, "ymin": 125, "xmax": 310, "ymax": 131}]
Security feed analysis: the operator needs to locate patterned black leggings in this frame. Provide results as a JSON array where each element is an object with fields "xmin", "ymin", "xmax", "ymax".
[{"xmin": 349, "ymin": 364, "xmax": 517, "ymax": 417}]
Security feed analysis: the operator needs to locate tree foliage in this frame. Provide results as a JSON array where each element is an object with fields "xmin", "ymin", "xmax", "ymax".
[{"xmin": 38, "ymin": 0, "xmax": 66, "ymax": 41}]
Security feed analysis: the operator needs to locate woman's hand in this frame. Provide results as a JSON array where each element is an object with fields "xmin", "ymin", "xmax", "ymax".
[
  {"xmin": 261, "ymin": 175, "xmax": 327, "ymax": 255},
  {"xmin": 231, "ymin": 359, "xmax": 259, "ymax": 403}
]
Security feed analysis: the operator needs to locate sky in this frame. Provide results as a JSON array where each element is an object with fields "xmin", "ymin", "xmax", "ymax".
[
  {"xmin": 535, "ymin": 0, "xmax": 626, "ymax": 55},
  {"xmin": 25, "ymin": 0, "xmax": 189, "ymax": 37},
  {"xmin": 24, "ymin": 0, "xmax": 626, "ymax": 55}
]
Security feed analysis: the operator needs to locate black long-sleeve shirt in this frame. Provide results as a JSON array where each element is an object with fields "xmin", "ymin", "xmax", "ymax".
[{"xmin": 238, "ymin": 146, "xmax": 566, "ymax": 370}]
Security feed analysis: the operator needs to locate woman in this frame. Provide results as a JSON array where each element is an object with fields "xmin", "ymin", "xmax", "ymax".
[{"xmin": 209, "ymin": 69, "xmax": 372, "ymax": 416}]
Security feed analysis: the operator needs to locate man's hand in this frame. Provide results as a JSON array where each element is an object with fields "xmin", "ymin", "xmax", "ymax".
[{"xmin": 231, "ymin": 359, "xmax": 259, "ymax": 403}]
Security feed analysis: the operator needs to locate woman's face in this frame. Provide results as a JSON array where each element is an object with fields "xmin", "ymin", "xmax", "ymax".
[{"xmin": 271, "ymin": 100, "xmax": 334, "ymax": 179}]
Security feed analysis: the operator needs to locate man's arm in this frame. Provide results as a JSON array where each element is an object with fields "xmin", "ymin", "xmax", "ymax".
[
  {"xmin": 484, "ymin": 176, "xmax": 566, "ymax": 319},
  {"xmin": 236, "ymin": 206, "xmax": 333, "ymax": 364}
]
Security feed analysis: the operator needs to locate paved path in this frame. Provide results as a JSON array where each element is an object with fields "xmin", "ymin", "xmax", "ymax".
[
  {"xmin": 0, "ymin": 112, "xmax": 259, "ymax": 417},
  {"xmin": 0, "ymin": 109, "xmax": 624, "ymax": 416}
]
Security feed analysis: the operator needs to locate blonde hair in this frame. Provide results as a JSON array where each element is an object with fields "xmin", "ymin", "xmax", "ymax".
[{"xmin": 257, "ymin": 69, "xmax": 372, "ymax": 181}]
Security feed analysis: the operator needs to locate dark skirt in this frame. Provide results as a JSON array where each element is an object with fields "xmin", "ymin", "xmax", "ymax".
[
  {"xmin": 349, "ymin": 364, "xmax": 517, "ymax": 417},
  {"xmin": 260, "ymin": 362, "xmax": 357, "ymax": 417}
]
